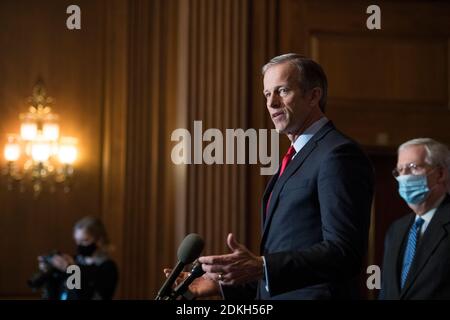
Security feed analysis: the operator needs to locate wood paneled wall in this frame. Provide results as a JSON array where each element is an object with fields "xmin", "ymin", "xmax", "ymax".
[
  {"xmin": 278, "ymin": 0, "xmax": 450, "ymax": 147},
  {"xmin": 181, "ymin": 0, "xmax": 250, "ymax": 255},
  {"xmin": 119, "ymin": 0, "xmax": 180, "ymax": 299},
  {"xmin": 177, "ymin": 0, "xmax": 282, "ymax": 256},
  {"xmin": 0, "ymin": 0, "xmax": 107, "ymax": 298},
  {"xmin": 100, "ymin": 0, "xmax": 128, "ymax": 300},
  {"xmin": 277, "ymin": 1, "xmax": 450, "ymax": 297},
  {"xmin": 1, "ymin": 0, "xmax": 450, "ymax": 299},
  {"xmin": 247, "ymin": 0, "xmax": 280, "ymax": 252}
]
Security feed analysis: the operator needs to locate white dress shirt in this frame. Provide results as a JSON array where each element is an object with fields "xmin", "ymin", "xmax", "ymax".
[{"xmin": 415, "ymin": 195, "xmax": 446, "ymax": 237}]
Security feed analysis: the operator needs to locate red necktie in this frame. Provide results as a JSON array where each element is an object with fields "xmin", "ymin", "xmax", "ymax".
[
  {"xmin": 265, "ymin": 146, "xmax": 296, "ymax": 216},
  {"xmin": 278, "ymin": 145, "xmax": 296, "ymax": 177}
]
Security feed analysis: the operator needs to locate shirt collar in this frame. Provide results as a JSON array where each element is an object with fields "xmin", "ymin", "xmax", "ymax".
[
  {"xmin": 416, "ymin": 194, "xmax": 446, "ymax": 224},
  {"xmin": 292, "ymin": 117, "xmax": 329, "ymax": 154}
]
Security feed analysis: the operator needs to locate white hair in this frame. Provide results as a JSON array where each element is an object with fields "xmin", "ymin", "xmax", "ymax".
[
  {"xmin": 399, "ymin": 138, "xmax": 450, "ymax": 185},
  {"xmin": 399, "ymin": 138, "xmax": 450, "ymax": 167}
]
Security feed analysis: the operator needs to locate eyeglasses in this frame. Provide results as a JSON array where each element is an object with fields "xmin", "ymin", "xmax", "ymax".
[{"xmin": 392, "ymin": 163, "xmax": 434, "ymax": 177}]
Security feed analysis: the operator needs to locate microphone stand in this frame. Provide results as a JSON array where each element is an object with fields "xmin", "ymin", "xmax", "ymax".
[{"xmin": 158, "ymin": 261, "xmax": 204, "ymax": 300}]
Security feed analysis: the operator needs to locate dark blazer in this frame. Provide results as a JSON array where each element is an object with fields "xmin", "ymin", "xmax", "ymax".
[
  {"xmin": 380, "ymin": 194, "xmax": 450, "ymax": 300},
  {"xmin": 222, "ymin": 120, "xmax": 374, "ymax": 299}
]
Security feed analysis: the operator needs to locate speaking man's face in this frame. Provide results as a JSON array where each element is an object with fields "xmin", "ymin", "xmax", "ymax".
[{"xmin": 263, "ymin": 62, "xmax": 313, "ymax": 135}]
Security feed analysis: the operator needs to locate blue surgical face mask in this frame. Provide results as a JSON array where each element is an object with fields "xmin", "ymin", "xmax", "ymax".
[{"xmin": 396, "ymin": 174, "xmax": 430, "ymax": 205}]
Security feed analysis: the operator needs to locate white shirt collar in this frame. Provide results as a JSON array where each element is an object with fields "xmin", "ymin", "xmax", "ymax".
[
  {"xmin": 291, "ymin": 117, "xmax": 329, "ymax": 158},
  {"xmin": 416, "ymin": 194, "xmax": 446, "ymax": 235}
]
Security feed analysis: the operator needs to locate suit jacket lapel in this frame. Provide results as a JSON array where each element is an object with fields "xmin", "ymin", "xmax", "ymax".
[
  {"xmin": 261, "ymin": 173, "xmax": 279, "ymax": 229},
  {"xmin": 400, "ymin": 195, "xmax": 450, "ymax": 298},
  {"xmin": 260, "ymin": 121, "xmax": 334, "ymax": 253}
]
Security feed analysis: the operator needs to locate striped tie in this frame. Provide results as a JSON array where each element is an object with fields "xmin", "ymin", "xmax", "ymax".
[{"xmin": 400, "ymin": 217, "xmax": 425, "ymax": 289}]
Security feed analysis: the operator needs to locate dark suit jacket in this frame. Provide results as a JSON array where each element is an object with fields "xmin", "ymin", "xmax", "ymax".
[
  {"xmin": 222, "ymin": 120, "xmax": 374, "ymax": 299},
  {"xmin": 380, "ymin": 194, "xmax": 450, "ymax": 300}
]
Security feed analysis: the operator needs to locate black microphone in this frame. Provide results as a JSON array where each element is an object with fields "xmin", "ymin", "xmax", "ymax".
[
  {"xmin": 155, "ymin": 233, "xmax": 204, "ymax": 300},
  {"xmin": 171, "ymin": 260, "xmax": 205, "ymax": 300}
]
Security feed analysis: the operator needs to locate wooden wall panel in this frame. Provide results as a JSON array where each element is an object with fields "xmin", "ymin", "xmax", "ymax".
[
  {"xmin": 0, "ymin": 0, "xmax": 275, "ymax": 299},
  {"xmin": 3, "ymin": 0, "xmax": 449, "ymax": 300},
  {"xmin": 0, "ymin": 0, "xmax": 106, "ymax": 298},
  {"xmin": 279, "ymin": 0, "xmax": 450, "ymax": 147},
  {"xmin": 312, "ymin": 34, "xmax": 448, "ymax": 106},
  {"xmin": 100, "ymin": 0, "xmax": 128, "ymax": 299},
  {"xmin": 247, "ymin": 0, "xmax": 280, "ymax": 253},
  {"xmin": 181, "ymin": 0, "xmax": 250, "ymax": 256},
  {"xmin": 117, "ymin": 0, "xmax": 179, "ymax": 299},
  {"xmin": 174, "ymin": 0, "xmax": 282, "ymax": 261},
  {"xmin": 277, "ymin": 0, "xmax": 450, "ymax": 299}
]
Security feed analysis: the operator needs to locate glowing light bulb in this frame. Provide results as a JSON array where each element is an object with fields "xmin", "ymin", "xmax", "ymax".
[
  {"xmin": 58, "ymin": 137, "xmax": 78, "ymax": 164},
  {"xmin": 20, "ymin": 122, "xmax": 38, "ymax": 141},
  {"xmin": 4, "ymin": 135, "xmax": 21, "ymax": 161},
  {"xmin": 31, "ymin": 137, "xmax": 51, "ymax": 162},
  {"xmin": 43, "ymin": 123, "xmax": 60, "ymax": 141}
]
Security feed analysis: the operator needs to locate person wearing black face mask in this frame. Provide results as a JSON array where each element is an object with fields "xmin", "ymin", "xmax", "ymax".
[
  {"xmin": 77, "ymin": 242, "xmax": 98, "ymax": 257},
  {"xmin": 36, "ymin": 216, "xmax": 118, "ymax": 300}
]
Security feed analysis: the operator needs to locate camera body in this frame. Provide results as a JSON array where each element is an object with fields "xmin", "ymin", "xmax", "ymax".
[{"xmin": 27, "ymin": 251, "xmax": 61, "ymax": 290}]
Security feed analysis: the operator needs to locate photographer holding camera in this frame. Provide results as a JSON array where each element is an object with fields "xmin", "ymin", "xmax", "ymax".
[{"xmin": 30, "ymin": 216, "xmax": 118, "ymax": 300}]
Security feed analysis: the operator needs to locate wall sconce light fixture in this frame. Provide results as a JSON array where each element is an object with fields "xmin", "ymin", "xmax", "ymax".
[{"xmin": 2, "ymin": 80, "xmax": 78, "ymax": 196}]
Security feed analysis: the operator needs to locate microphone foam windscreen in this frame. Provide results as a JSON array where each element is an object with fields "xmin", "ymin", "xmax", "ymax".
[{"xmin": 177, "ymin": 233, "xmax": 204, "ymax": 264}]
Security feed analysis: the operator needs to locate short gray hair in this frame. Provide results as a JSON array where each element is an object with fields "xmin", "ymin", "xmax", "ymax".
[
  {"xmin": 262, "ymin": 53, "xmax": 328, "ymax": 112},
  {"xmin": 399, "ymin": 138, "xmax": 450, "ymax": 170}
]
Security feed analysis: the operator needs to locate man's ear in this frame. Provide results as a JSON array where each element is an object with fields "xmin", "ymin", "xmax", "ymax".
[
  {"xmin": 437, "ymin": 166, "xmax": 449, "ymax": 185},
  {"xmin": 442, "ymin": 168, "xmax": 448, "ymax": 184},
  {"xmin": 309, "ymin": 87, "xmax": 322, "ymax": 108}
]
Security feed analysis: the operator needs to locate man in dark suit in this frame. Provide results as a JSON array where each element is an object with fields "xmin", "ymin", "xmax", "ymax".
[
  {"xmin": 380, "ymin": 138, "xmax": 450, "ymax": 299},
  {"xmin": 183, "ymin": 53, "xmax": 374, "ymax": 299}
]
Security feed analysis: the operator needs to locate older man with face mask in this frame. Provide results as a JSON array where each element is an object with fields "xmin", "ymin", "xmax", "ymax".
[{"xmin": 380, "ymin": 138, "xmax": 450, "ymax": 300}]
